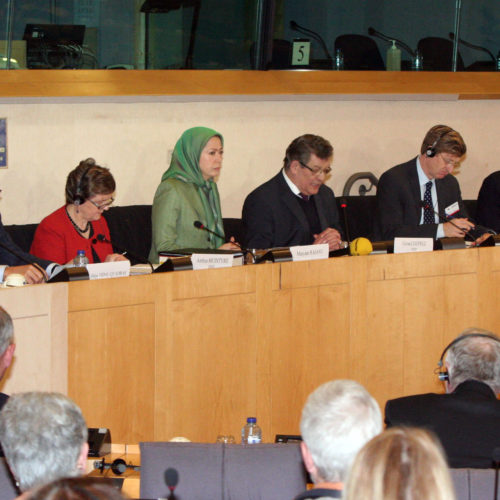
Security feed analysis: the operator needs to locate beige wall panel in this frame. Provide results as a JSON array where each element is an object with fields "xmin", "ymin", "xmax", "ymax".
[
  {"xmin": 0, "ymin": 99, "xmax": 499, "ymax": 226},
  {"xmin": 161, "ymin": 293, "xmax": 257, "ymax": 442},
  {"xmin": 68, "ymin": 303, "xmax": 155, "ymax": 444}
]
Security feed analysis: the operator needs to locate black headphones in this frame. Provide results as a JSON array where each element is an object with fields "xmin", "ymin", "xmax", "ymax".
[
  {"xmin": 436, "ymin": 333, "xmax": 500, "ymax": 381},
  {"xmin": 96, "ymin": 457, "xmax": 140, "ymax": 475},
  {"xmin": 425, "ymin": 128, "xmax": 453, "ymax": 158},
  {"xmin": 73, "ymin": 165, "xmax": 93, "ymax": 206}
]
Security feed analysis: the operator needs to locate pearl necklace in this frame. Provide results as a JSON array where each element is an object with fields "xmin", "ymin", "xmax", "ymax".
[{"xmin": 66, "ymin": 206, "xmax": 91, "ymax": 237}]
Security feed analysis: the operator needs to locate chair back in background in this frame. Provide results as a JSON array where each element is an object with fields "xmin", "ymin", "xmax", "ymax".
[
  {"xmin": 223, "ymin": 443, "xmax": 307, "ymax": 499},
  {"xmin": 140, "ymin": 442, "xmax": 307, "ymax": 500},
  {"xmin": 0, "ymin": 458, "xmax": 18, "ymax": 500},
  {"xmin": 450, "ymin": 468, "xmax": 500, "ymax": 500}
]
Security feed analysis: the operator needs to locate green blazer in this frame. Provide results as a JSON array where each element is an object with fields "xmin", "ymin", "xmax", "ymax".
[{"xmin": 149, "ymin": 178, "xmax": 217, "ymax": 262}]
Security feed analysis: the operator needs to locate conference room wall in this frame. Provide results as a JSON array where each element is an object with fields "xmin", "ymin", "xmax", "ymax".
[{"xmin": 0, "ymin": 97, "xmax": 497, "ymax": 225}]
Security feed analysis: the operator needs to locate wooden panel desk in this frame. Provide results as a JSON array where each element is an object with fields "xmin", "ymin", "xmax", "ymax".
[{"xmin": 67, "ymin": 247, "xmax": 500, "ymax": 444}]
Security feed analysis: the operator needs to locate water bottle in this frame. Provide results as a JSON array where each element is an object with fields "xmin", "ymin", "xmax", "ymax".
[
  {"xmin": 386, "ymin": 40, "xmax": 401, "ymax": 71},
  {"xmin": 497, "ymin": 51, "xmax": 500, "ymax": 72},
  {"xmin": 73, "ymin": 250, "xmax": 89, "ymax": 267},
  {"xmin": 241, "ymin": 417, "xmax": 262, "ymax": 444},
  {"xmin": 412, "ymin": 50, "xmax": 423, "ymax": 71},
  {"xmin": 335, "ymin": 48, "xmax": 344, "ymax": 70}
]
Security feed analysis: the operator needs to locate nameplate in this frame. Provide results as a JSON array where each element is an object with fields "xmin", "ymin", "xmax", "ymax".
[
  {"xmin": 290, "ymin": 244, "xmax": 329, "ymax": 261},
  {"xmin": 394, "ymin": 237, "xmax": 433, "ymax": 254},
  {"xmin": 191, "ymin": 253, "xmax": 234, "ymax": 270},
  {"xmin": 86, "ymin": 261, "xmax": 131, "ymax": 280}
]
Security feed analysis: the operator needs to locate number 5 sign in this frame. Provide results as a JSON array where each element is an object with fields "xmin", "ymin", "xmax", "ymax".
[{"xmin": 291, "ymin": 39, "xmax": 310, "ymax": 66}]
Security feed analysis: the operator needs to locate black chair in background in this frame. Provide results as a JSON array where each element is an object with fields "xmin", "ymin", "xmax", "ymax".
[
  {"xmin": 250, "ymin": 39, "xmax": 291, "ymax": 69},
  {"xmin": 417, "ymin": 37, "xmax": 465, "ymax": 71},
  {"xmin": 334, "ymin": 34, "xmax": 385, "ymax": 70}
]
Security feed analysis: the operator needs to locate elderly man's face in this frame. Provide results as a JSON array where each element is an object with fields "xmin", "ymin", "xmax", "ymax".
[{"xmin": 288, "ymin": 154, "xmax": 332, "ymax": 196}]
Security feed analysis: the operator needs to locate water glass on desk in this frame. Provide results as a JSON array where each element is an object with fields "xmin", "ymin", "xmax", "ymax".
[{"xmin": 216, "ymin": 435, "xmax": 235, "ymax": 443}]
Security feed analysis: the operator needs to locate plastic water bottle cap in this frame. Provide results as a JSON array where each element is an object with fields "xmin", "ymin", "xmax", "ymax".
[
  {"xmin": 247, "ymin": 417, "xmax": 257, "ymax": 423},
  {"xmin": 77, "ymin": 250, "xmax": 85, "ymax": 256}
]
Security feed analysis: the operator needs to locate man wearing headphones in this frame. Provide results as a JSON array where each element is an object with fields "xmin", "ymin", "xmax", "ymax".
[
  {"xmin": 384, "ymin": 329, "xmax": 500, "ymax": 468},
  {"xmin": 375, "ymin": 124, "xmax": 475, "ymax": 241}
]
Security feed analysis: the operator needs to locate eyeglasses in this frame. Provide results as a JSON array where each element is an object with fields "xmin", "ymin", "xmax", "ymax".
[
  {"xmin": 299, "ymin": 161, "xmax": 332, "ymax": 176},
  {"xmin": 88, "ymin": 197, "xmax": 114, "ymax": 210},
  {"xmin": 439, "ymin": 154, "xmax": 461, "ymax": 168}
]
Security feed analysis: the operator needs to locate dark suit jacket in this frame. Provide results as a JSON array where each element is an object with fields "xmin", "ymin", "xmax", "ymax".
[
  {"xmin": 0, "ymin": 392, "xmax": 8, "ymax": 457},
  {"xmin": 375, "ymin": 157, "xmax": 467, "ymax": 241},
  {"xmin": 0, "ymin": 214, "xmax": 51, "ymax": 269},
  {"xmin": 385, "ymin": 380, "xmax": 500, "ymax": 468},
  {"xmin": 242, "ymin": 171, "xmax": 342, "ymax": 249},
  {"xmin": 476, "ymin": 171, "xmax": 500, "ymax": 233}
]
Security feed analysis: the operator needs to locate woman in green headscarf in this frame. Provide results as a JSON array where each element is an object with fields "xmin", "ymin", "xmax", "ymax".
[{"xmin": 149, "ymin": 126, "xmax": 239, "ymax": 262}]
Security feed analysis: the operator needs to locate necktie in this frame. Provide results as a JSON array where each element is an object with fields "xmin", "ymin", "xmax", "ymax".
[{"xmin": 423, "ymin": 181, "xmax": 434, "ymax": 224}]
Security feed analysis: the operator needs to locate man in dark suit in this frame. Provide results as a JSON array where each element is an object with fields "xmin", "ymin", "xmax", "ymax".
[
  {"xmin": 476, "ymin": 170, "xmax": 500, "ymax": 233},
  {"xmin": 376, "ymin": 124, "xmax": 474, "ymax": 241},
  {"xmin": 242, "ymin": 134, "xmax": 344, "ymax": 250},
  {"xmin": 0, "ymin": 215, "xmax": 54, "ymax": 283},
  {"xmin": 385, "ymin": 329, "xmax": 500, "ymax": 468}
]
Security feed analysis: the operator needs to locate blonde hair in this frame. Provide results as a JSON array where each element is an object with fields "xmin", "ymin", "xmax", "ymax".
[{"xmin": 344, "ymin": 427, "xmax": 455, "ymax": 500}]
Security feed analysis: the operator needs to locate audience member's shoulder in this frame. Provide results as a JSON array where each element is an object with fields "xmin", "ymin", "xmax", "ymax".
[
  {"xmin": 481, "ymin": 170, "xmax": 500, "ymax": 187},
  {"xmin": 387, "ymin": 392, "xmax": 444, "ymax": 407}
]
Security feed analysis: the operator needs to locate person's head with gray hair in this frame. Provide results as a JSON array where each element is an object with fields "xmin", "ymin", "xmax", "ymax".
[
  {"xmin": 0, "ymin": 392, "xmax": 89, "ymax": 492},
  {"xmin": 445, "ymin": 328, "xmax": 500, "ymax": 394},
  {"xmin": 300, "ymin": 379, "xmax": 382, "ymax": 487},
  {"xmin": 0, "ymin": 307, "xmax": 15, "ymax": 381}
]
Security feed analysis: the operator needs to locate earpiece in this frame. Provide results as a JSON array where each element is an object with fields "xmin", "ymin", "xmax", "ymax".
[
  {"xmin": 73, "ymin": 165, "xmax": 93, "ymax": 206},
  {"xmin": 425, "ymin": 128, "xmax": 453, "ymax": 158}
]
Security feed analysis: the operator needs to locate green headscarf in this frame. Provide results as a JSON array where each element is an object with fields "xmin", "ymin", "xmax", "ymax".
[{"xmin": 161, "ymin": 127, "xmax": 225, "ymax": 247}]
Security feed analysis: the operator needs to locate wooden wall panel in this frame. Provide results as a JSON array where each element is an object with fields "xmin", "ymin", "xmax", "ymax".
[{"xmin": 68, "ymin": 303, "xmax": 155, "ymax": 444}]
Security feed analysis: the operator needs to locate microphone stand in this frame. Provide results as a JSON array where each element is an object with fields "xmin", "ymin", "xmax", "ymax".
[{"xmin": 290, "ymin": 20, "xmax": 333, "ymax": 67}]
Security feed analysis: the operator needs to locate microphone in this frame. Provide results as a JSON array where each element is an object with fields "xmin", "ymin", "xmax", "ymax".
[
  {"xmin": 339, "ymin": 198, "xmax": 351, "ymax": 245},
  {"xmin": 368, "ymin": 27, "xmax": 415, "ymax": 57},
  {"xmin": 92, "ymin": 234, "xmax": 154, "ymax": 272},
  {"xmin": 164, "ymin": 467, "xmax": 179, "ymax": 499},
  {"xmin": 420, "ymin": 201, "xmax": 475, "ymax": 241},
  {"xmin": 290, "ymin": 20, "xmax": 333, "ymax": 63},
  {"xmin": 193, "ymin": 220, "xmax": 226, "ymax": 241},
  {"xmin": 194, "ymin": 221, "xmax": 252, "ymax": 260},
  {"xmin": 448, "ymin": 32, "xmax": 496, "ymax": 62}
]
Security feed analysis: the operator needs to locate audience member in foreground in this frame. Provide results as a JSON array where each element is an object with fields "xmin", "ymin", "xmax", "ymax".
[
  {"xmin": 294, "ymin": 379, "xmax": 382, "ymax": 499},
  {"xmin": 26, "ymin": 477, "xmax": 125, "ymax": 500},
  {"xmin": 0, "ymin": 307, "xmax": 14, "ymax": 412},
  {"xmin": 344, "ymin": 427, "xmax": 455, "ymax": 500},
  {"xmin": 31, "ymin": 158, "xmax": 126, "ymax": 265},
  {"xmin": 376, "ymin": 124, "xmax": 473, "ymax": 241},
  {"xmin": 385, "ymin": 328, "xmax": 500, "ymax": 468},
  {"xmin": 149, "ymin": 126, "xmax": 239, "ymax": 262},
  {"xmin": 0, "ymin": 392, "xmax": 88, "ymax": 495},
  {"xmin": 242, "ymin": 134, "xmax": 344, "ymax": 250}
]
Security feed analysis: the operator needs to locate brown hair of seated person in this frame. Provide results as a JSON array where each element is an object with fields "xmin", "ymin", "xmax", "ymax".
[
  {"xmin": 344, "ymin": 427, "xmax": 455, "ymax": 500},
  {"xmin": 25, "ymin": 477, "xmax": 126, "ymax": 500}
]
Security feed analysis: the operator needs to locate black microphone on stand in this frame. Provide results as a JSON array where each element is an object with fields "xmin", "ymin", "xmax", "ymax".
[
  {"xmin": 339, "ymin": 198, "xmax": 351, "ymax": 246},
  {"xmin": 290, "ymin": 20, "xmax": 333, "ymax": 64},
  {"xmin": 368, "ymin": 27, "xmax": 415, "ymax": 57},
  {"xmin": 193, "ymin": 220, "xmax": 248, "ymax": 255},
  {"xmin": 448, "ymin": 32, "xmax": 496, "ymax": 62},
  {"xmin": 164, "ymin": 467, "xmax": 179, "ymax": 499},
  {"xmin": 92, "ymin": 234, "xmax": 154, "ymax": 272},
  {"xmin": 419, "ymin": 201, "xmax": 480, "ymax": 242}
]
